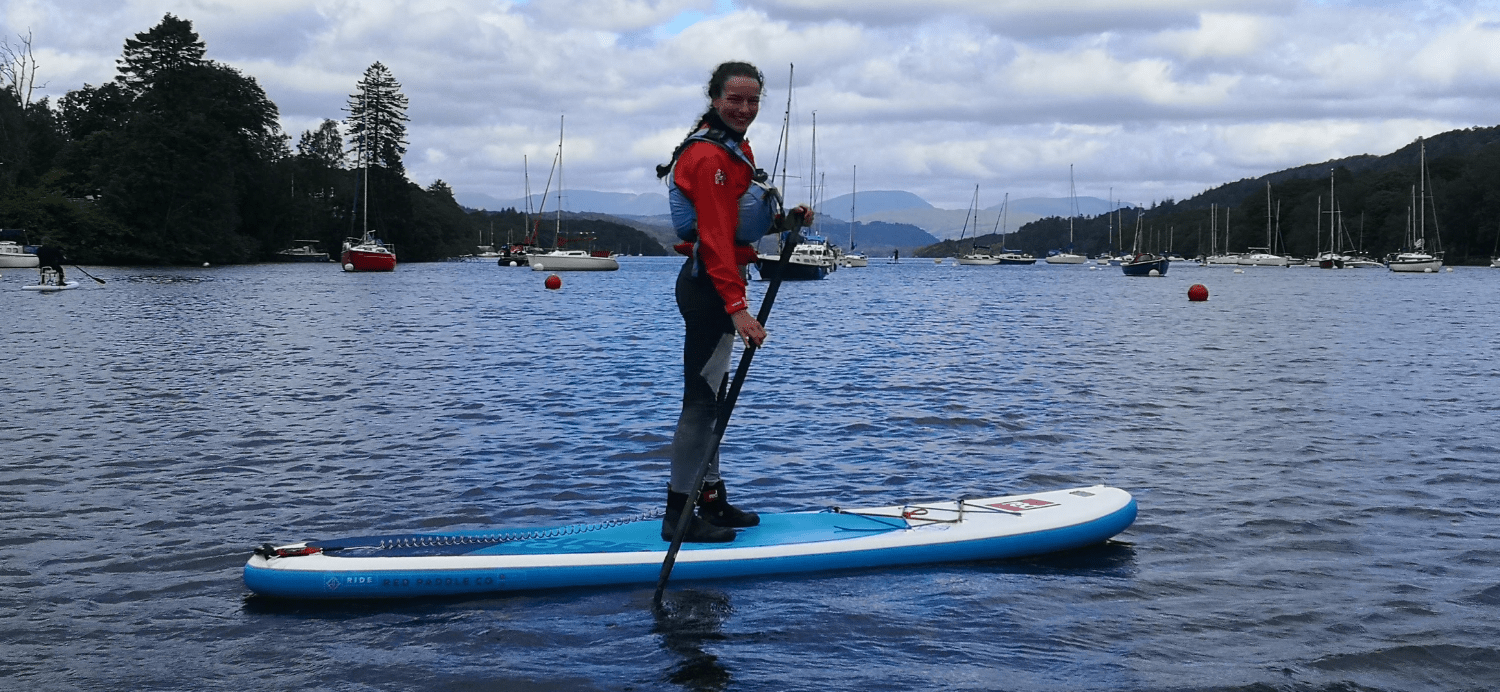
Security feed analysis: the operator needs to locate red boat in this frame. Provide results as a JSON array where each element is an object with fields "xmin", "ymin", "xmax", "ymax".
[{"xmin": 341, "ymin": 232, "xmax": 396, "ymax": 272}]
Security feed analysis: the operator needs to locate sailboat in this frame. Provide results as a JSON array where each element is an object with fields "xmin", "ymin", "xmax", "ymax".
[
  {"xmin": 839, "ymin": 165, "xmax": 868, "ymax": 267},
  {"xmin": 1044, "ymin": 165, "xmax": 1087, "ymax": 264},
  {"xmin": 992, "ymin": 193, "xmax": 1035, "ymax": 265},
  {"xmin": 1240, "ymin": 182, "xmax": 1288, "ymax": 266},
  {"xmin": 956, "ymin": 185, "xmax": 999, "ymax": 265},
  {"xmin": 341, "ymin": 94, "xmax": 397, "ymax": 272},
  {"xmin": 1387, "ymin": 139, "xmax": 1444, "ymax": 273},
  {"xmin": 1120, "ymin": 212, "xmax": 1168, "ymax": 276},
  {"xmin": 531, "ymin": 115, "xmax": 619, "ymax": 272}
]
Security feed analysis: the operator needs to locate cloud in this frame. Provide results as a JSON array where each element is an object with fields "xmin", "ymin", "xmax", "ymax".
[{"xmin": 11, "ymin": 0, "xmax": 1500, "ymax": 211}]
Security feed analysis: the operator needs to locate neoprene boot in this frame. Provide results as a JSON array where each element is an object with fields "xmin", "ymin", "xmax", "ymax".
[
  {"xmin": 697, "ymin": 480, "xmax": 760, "ymax": 528},
  {"xmin": 662, "ymin": 487, "xmax": 735, "ymax": 543}
]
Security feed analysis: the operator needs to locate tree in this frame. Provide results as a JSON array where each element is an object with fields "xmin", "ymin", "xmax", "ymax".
[
  {"xmin": 116, "ymin": 14, "xmax": 205, "ymax": 96},
  {"xmin": 345, "ymin": 62, "xmax": 409, "ymax": 173},
  {"xmin": 296, "ymin": 119, "xmax": 345, "ymax": 169},
  {"xmin": 1, "ymin": 30, "xmax": 46, "ymax": 108}
]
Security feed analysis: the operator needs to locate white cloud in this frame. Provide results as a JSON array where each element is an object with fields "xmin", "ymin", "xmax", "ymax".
[{"xmin": 9, "ymin": 0, "xmax": 1500, "ymax": 209}]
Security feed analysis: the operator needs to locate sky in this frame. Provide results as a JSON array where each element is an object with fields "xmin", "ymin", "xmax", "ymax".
[{"xmin": 6, "ymin": 0, "xmax": 1500, "ymax": 211}]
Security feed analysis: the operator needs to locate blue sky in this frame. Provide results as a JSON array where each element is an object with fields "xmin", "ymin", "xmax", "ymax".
[{"xmin": 6, "ymin": 0, "xmax": 1500, "ymax": 211}]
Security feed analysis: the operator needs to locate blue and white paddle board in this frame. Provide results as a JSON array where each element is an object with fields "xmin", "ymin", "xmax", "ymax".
[
  {"xmin": 243, "ymin": 485, "xmax": 1135, "ymax": 599},
  {"xmin": 23, "ymin": 280, "xmax": 79, "ymax": 291}
]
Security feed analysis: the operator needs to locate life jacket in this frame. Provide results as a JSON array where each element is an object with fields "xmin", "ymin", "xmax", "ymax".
[{"xmin": 664, "ymin": 127, "xmax": 782, "ymax": 246}]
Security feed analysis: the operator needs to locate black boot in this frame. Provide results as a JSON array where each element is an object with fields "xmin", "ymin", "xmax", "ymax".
[
  {"xmin": 662, "ymin": 488, "xmax": 735, "ymax": 543},
  {"xmin": 698, "ymin": 480, "xmax": 760, "ymax": 528}
]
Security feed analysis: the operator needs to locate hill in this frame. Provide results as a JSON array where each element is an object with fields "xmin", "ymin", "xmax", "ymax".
[{"xmin": 917, "ymin": 124, "xmax": 1500, "ymax": 263}]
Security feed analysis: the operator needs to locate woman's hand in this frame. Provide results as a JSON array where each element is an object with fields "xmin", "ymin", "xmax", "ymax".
[
  {"xmin": 730, "ymin": 309, "xmax": 766, "ymax": 348},
  {"xmin": 791, "ymin": 204, "xmax": 815, "ymax": 227}
]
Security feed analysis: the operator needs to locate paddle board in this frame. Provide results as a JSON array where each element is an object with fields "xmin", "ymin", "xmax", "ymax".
[
  {"xmin": 23, "ymin": 281, "xmax": 79, "ymax": 291},
  {"xmin": 244, "ymin": 485, "xmax": 1136, "ymax": 599}
]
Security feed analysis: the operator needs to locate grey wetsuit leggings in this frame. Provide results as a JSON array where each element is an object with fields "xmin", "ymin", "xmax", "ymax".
[{"xmin": 669, "ymin": 258, "xmax": 737, "ymax": 494}]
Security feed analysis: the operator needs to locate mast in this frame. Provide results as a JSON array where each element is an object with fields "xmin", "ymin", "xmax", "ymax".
[
  {"xmin": 849, "ymin": 165, "xmax": 857, "ymax": 252},
  {"xmin": 1265, "ymin": 181, "xmax": 1273, "ymax": 251},
  {"xmin": 1419, "ymin": 139, "xmax": 1425, "ymax": 248},
  {"xmin": 1068, "ymin": 164, "xmax": 1077, "ymax": 250},
  {"xmin": 809, "ymin": 111, "xmax": 817, "ymax": 214},
  {"xmin": 555, "ymin": 115, "xmax": 564, "ymax": 248},
  {"xmin": 361, "ymin": 91, "xmax": 370, "ymax": 240}
]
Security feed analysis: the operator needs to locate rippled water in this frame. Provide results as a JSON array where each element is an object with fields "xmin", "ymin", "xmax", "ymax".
[{"xmin": 2, "ymin": 258, "xmax": 1498, "ymax": 691}]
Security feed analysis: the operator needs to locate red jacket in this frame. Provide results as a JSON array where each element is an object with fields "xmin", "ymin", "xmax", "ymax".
[{"xmin": 673, "ymin": 138, "xmax": 761, "ymax": 314}]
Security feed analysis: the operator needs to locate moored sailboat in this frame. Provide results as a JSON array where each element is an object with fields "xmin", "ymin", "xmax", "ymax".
[
  {"xmin": 342, "ymin": 94, "xmax": 396, "ymax": 272},
  {"xmin": 529, "ymin": 116, "xmax": 618, "ymax": 272},
  {"xmin": 1045, "ymin": 165, "xmax": 1087, "ymax": 264},
  {"xmin": 1388, "ymin": 139, "xmax": 1444, "ymax": 273}
]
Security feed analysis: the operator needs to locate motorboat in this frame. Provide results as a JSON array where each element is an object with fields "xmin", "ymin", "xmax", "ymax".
[
  {"xmin": 0, "ymin": 240, "xmax": 38, "ymax": 268},
  {"xmin": 275, "ymin": 241, "xmax": 330, "ymax": 262},
  {"xmin": 756, "ymin": 232, "xmax": 838, "ymax": 280}
]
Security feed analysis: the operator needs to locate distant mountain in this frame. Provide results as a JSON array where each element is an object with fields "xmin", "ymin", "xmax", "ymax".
[
  {"xmin": 838, "ymin": 196, "xmax": 1136, "ymax": 240},
  {"xmin": 458, "ymin": 187, "xmax": 1133, "ymax": 242},
  {"xmin": 459, "ymin": 190, "xmax": 670, "ymax": 216},
  {"xmin": 813, "ymin": 220, "xmax": 939, "ymax": 255},
  {"xmin": 819, "ymin": 190, "xmax": 933, "ymax": 218}
]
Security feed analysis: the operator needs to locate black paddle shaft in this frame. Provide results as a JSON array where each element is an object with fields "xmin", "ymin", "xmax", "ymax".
[
  {"xmin": 653, "ymin": 223, "xmax": 804, "ymax": 607},
  {"xmin": 70, "ymin": 265, "xmax": 106, "ymax": 284}
]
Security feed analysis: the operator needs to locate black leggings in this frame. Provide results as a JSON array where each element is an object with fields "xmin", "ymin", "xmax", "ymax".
[{"xmin": 669, "ymin": 258, "xmax": 737, "ymax": 493}]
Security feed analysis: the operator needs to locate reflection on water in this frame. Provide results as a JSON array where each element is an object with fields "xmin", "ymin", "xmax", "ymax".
[
  {"xmin": 654, "ymin": 589, "xmax": 735, "ymax": 692},
  {"xmin": 1, "ymin": 259, "xmax": 1498, "ymax": 691}
]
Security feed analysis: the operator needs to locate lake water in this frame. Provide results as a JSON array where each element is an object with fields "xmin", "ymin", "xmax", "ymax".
[{"xmin": 2, "ymin": 257, "xmax": 1497, "ymax": 691}]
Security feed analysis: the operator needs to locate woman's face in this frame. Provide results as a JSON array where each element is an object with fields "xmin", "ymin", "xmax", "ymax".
[{"xmin": 711, "ymin": 76, "xmax": 761, "ymax": 134}]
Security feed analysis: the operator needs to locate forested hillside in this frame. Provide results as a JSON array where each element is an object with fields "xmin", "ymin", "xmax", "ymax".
[
  {"xmin": 0, "ymin": 15, "xmax": 656, "ymax": 264},
  {"xmin": 920, "ymin": 127, "xmax": 1500, "ymax": 263}
]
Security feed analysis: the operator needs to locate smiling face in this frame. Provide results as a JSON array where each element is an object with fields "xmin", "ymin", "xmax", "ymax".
[{"xmin": 711, "ymin": 75, "xmax": 762, "ymax": 134}]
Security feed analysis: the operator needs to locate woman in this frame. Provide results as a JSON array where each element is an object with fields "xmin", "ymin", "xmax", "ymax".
[{"xmin": 656, "ymin": 61, "xmax": 811, "ymax": 543}]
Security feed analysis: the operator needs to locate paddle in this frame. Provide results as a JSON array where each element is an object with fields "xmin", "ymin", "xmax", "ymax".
[
  {"xmin": 653, "ymin": 219, "xmax": 804, "ymax": 609},
  {"xmin": 71, "ymin": 265, "xmax": 106, "ymax": 284}
]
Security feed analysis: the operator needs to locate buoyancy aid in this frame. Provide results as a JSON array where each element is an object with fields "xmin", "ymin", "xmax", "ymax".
[{"xmin": 664, "ymin": 127, "xmax": 782, "ymax": 246}]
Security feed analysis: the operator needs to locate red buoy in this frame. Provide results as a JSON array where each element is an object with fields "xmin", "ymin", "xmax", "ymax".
[
  {"xmin": 1188, "ymin": 284, "xmax": 1208, "ymax": 302},
  {"xmin": 544, "ymin": 273, "xmax": 562, "ymax": 290}
]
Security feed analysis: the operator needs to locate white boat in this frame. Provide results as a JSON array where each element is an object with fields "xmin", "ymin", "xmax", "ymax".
[
  {"xmin": 1389, "ymin": 139, "xmax": 1444, "ymax": 273},
  {"xmin": 954, "ymin": 186, "xmax": 1000, "ymax": 265},
  {"xmin": 0, "ymin": 240, "xmax": 38, "ymax": 268},
  {"xmin": 1240, "ymin": 250, "xmax": 1287, "ymax": 267},
  {"xmin": 527, "ymin": 116, "xmax": 619, "ymax": 272},
  {"xmin": 756, "ymin": 233, "xmax": 838, "ymax": 280},
  {"xmin": 1238, "ymin": 182, "xmax": 1289, "ymax": 266},
  {"xmin": 1045, "ymin": 165, "xmax": 1088, "ymax": 264},
  {"xmin": 1343, "ymin": 255, "xmax": 1383, "ymax": 269},
  {"xmin": 529, "ymin": 249, "xmax": 619, "ymax": 271},
  {"xmin": 840, "ymin": 166, "xmax": 867, "ymax": 267},
  {"xmin": 1489, "ymin": 257, "xmax": 1500, "ymax": 268}
]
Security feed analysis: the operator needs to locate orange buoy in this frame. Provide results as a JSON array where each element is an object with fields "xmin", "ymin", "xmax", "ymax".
[
  {"xmin": 1188, "ymin": 284, "xmax": 1208, "ymax": 302},
  {"xmin": 544, "ymin": 273, "xmax": 562, "ymax": 290}
]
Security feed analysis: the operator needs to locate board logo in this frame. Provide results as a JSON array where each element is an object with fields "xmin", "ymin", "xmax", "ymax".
[{"xmin": 988, "ymin": 498, "xmax": 1059, "ymax": 513}]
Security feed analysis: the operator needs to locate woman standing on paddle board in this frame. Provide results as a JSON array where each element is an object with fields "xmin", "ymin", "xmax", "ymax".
[{"xmin": 656, "ymin": 61, "xmax": 812, "ymax": 543}]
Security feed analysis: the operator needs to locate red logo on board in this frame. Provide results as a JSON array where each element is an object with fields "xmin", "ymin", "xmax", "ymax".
[{"xmin": 988, "ymin": 498, "xmax": 1059, "ymax": 512}]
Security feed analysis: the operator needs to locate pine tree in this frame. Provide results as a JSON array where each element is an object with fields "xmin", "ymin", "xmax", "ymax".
[
  {"xmin": 345, "ymin": 62, "xmax": 409, "ymax": 174},
  {"xmin": 115, "ymin": 14, "xmax": 205, "ymax": 96}
]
